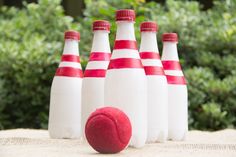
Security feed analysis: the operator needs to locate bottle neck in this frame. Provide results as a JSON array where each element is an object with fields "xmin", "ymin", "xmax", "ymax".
[
  {"xmin": 161, "ymin": 42, "xmax": 179, "ymax": 61},
  {"xmin": 63, "ymin": 39, "xmax": 79, "ymax": 55},
  {"xmin": 140, "ymin": 32, "xmax": 159, "ymax": 53},
  {"xmin": 91, "ymin": 31, "xmax": 111, "ymax": 53},
  {"xmin": 115, "ymin": 21, "xmax": 136, "ymax": 40}
]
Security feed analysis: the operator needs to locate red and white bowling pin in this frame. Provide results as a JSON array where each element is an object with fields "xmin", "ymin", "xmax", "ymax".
[
  {"xmin": 49, "ymin": 31, "xmax": 83, "ymax": 139},
  {"xmin": 104, "ymin": 9, "xmax": 147, "ymax": 148},
  {"xmin": 82, "ymin": 20, "xmax": 111, "ymax": 134},
  {"xmin": 139, "ymin": 22, "xmax": 168, "ymax": 143},
  {"xmin": 161, "ymin": 33, "xmax": 188, "ymax": 141}
]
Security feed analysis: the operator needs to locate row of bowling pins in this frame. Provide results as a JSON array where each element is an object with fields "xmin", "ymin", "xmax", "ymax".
[{"xmin": 48, "ymin": 9, "xmax": 188, "ymax": 148}]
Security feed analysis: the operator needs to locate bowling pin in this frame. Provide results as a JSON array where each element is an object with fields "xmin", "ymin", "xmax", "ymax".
[
  {"xmin": 82, "ymin": 20, "xmax": 111, "ymax": 135},
  {"xmin": 161, "ymin": 33, "xmax": 188, "ymax": 141},
  {"xmin": 104, "ymin": 9, "xmax": 147, "ymax": 148},
  {"xmin": 49, "ymin": 30, "xmax": 83, "ymax": 139},
  {"xmin": 139, "ymin": 22, "xmax": 168, "ymax": 143}
]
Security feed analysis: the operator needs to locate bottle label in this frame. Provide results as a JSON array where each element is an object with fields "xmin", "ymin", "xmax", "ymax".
[
  {"xmin": 84, "ymin": 52, "xmax": 110, "ymax": 78},
  {"xmin": 144, "ymin": 66, "xmax": 165, "ymax": 75},
  {"xmin": 162, "ymin": 60, "xmax": 182, "ymax": 70},
  {"xmin": 61, "ymin": 54, "xmax": 80, "ymax": 63},
  {"xmin": 140, "ymin": 52, "xmax": 164, "ymax": 76},
  {"xmin": 89, "ymin": 52, "xmax": 111, "ymax": 61},
  {"xmin": 113, "ymin": 40, "xmax": 137, "ymax": 50},
  {"xmin": 108, "ymin": 58, "xmax": 143, "ymax": 69},
  {"xmin": 162, "ymin": 60, "xmax": 186, "ymax": 85},
  {"xmin": 140, "ymin": 52, "xmax": 160, "ymax": 59},
  {"xmin": 55, "ymin": 54, "xmax": 83, "ymax": 78},
  {"xmin": 55, "ymin": 67, "xmax": 83, "ymax": 78},
  {"xmin": 109, "ymin": 40, "xmax": 143, "ymax": 69},
  {"xmin": 165, "ymin": 75, "xmax": 186, "ymax": 85},
  {"xmin": 84, "ymin": 69, "xmax": 107, "ymax": 77}
]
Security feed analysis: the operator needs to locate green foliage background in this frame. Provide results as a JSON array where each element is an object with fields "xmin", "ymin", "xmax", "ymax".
[{"xmin": 0, "ymin": 0, "xmax": 235, "ymax": 130}]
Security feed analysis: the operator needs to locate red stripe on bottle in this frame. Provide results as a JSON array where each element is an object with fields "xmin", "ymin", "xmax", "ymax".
[
  {"xmin": 84, "ymin": 69, "xmax": 107, "ymax": 77},
  {"xmin": 144, "ymin": 66, "xmax": 165, "ymax": 76},
  {"xmin": 162, "ymin": 60, "xmax": 182, "ymax": 70},
  {"xmin": 108, "ymin": 58, "xmax": 143, "ymax": 69},
  {"xmin": 61, "ymin": 55, "xmax": 80, "ymax": 62},
  {"xmin": 55, "ymin": 67, "xmax": 83, "ymax": 78},
  {"xmin": 166, "ymin": 75, "xmax": 186, "ymax": 85},
  {"xmin": 89, "ymin": 52, "xmax": 111, "ymax": 61},
  {"xmin": 140, "ymin": 52, "xmax": 160, "ymax": 59},
  {"xmin": 113, "ymin": 40, "xmax": 137, "ymax": 50}
]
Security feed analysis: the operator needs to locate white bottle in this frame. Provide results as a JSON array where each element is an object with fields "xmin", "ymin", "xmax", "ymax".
[
  {"xmin": 49, "ymin": 31, "xmax": 83, "ymax": 139},
  {"xmin": 139, "ymin": 22, "xmax": 168, "ymax": 143},
  {"xmin": 82, "ymin": 20, "xmax": 111, "ymax": 135},
  {"xmin": 104, "ymin": 9, "xmax": 147, "ymax": 148},
  {"xmin": 161, "ymin": 33, "xmax": 188, "ymax": 141}
]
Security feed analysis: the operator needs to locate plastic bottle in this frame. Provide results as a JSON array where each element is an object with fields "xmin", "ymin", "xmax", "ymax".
[
  {"xmin": 49, "ymin": 30, "xmax": 83, "ymax": 139},
  {"xmin": 161, "ymin": 33, "xmax": 188, "ymax": 141},
  {"xmin": 104, "ymin": 9, "xmax": 147, "ymax": 147},
  {"xmin": 139, "ymin": 22, "xmax": 168, "ymax": 143},
  {"xmin": 82, "ymin": 20, "xmax": 111, "ymax": 135}
]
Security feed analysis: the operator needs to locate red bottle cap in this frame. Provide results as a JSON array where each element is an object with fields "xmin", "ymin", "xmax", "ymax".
[
  {"xmin": 93, "ymin": 20, "xmax": 111, "ymax": 31},
  {"xmin": 116, "ymin": 9, "xmax": 135, "ymax": 22},
  {"xmin": 162, "ymin": 33, "xmax": 178, "ymax": 42},
  {"xmin": 140, "ymin": 21, "xmax": 158, "ymax": 32},
  {"xmin": 64, "ymin": 30, "xmax": 80, "ymax": 40}
]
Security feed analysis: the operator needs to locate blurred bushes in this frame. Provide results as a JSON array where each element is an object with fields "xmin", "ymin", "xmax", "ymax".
[
  {"xmin": 80, "ymin": 0, "xmax": 236, "ymax": 130},
  {"xmin": 0, "ymin": 0, "xmax": 78, "ymax": 129},
  {"xmin": 0, "ymin": 0, "xmax": 235, "ymax": 130}
]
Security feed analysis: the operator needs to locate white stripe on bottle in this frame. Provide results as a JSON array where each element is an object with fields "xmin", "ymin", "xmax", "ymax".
[
  {"xmin": 141, "ymin": 59, "xmax": 163, "ymax": 67},
  {"xmin": 164, "ymin": 70, "xmax": 184, "ymax": 76},
  {"xmin": 59, "ymin": 62, "xmax": 82, "ymax": 69},
  {"xmin": 111, "ymin": 49, "xmax": 140, "ymax": 59},
  {"xmin": 85, "ymin": 61, "xmax": 110, "ymax": 69}
]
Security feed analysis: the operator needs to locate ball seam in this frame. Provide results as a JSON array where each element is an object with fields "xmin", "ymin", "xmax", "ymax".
[{"xmin": 86, "ymin": 113, "xmax": 127, "ymax": 145}]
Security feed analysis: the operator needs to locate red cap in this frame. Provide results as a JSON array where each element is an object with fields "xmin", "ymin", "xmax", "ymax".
[
  {"xmin": 162, "ymin": 33, "xmax": 178, "ymax": 42},
  {"xmin": 93, "ymin": 20, "xmax": 110, "ymax": 31},
  {"xmin": 64, "ymin": 30, "xmax": 80, "ymax": 40},
  {"xmin": 116, "ymin": 9, "xmax": 135, "ymax": 21},
  {"xmin": 140, "ymin": 21, "xmax": 158, "ymax": 32}
]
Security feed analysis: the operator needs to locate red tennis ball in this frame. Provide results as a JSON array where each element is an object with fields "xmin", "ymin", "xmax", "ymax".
[{"xmin": 85, "ymin": 107, "xmax": 132, "ymax": 154}]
